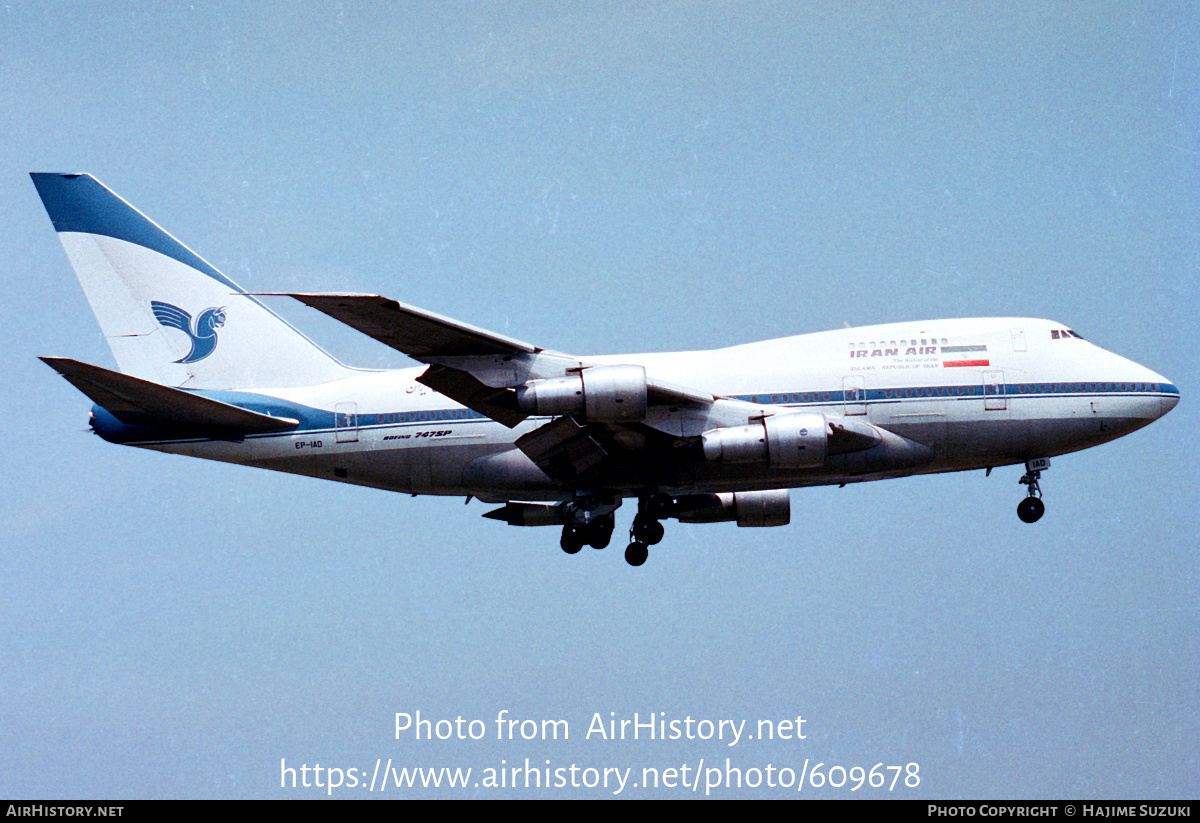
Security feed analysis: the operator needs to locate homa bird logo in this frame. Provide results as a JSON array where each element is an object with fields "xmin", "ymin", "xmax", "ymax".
[{"xmin": 150, "ymin": 300, "xmax": 226, "ymax": 363}]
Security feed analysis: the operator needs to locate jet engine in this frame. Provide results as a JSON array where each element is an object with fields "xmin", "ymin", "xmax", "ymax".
[
  {"xmin": 671, "ymin": 490, "xmax": 791, "ymax": 527},
  {"xmin": 516, "ymin": 364, "xmax": 648, "ymax": 422},
  {"xmin": 701, "ymin": 413, "xmax": 827, "ymax": 468}
]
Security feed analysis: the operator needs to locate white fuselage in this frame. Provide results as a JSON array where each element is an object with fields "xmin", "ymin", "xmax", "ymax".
[{"xmin": 109, "ymin": 317, "xmax": 1177, "ymax": 503}]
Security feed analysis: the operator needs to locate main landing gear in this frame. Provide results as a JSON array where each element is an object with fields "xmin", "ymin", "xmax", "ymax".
[
  {"xmin": 624, "ymin": 495, "xmax": 669, "ymax": 567},
  {"xmin": 560, "ymin": 513, "xmax": 615, "ymax": 554},
  {"xmin": 1017, "ymin": 458, "xmax": 1050, "ymax": 523},
  {"xmin": 558, "ymin": 494, "xmax": 621, "ymax": 554},
  {"xmin": 560, "ymin": 494, "xmax": 671, "ymax": 566}
]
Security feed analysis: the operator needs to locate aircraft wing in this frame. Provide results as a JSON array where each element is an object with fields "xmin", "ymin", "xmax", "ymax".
[
  {"xmin": 40, "ymin": 357, "xmax": 300, "ymax": 433},
  {"xmin": 269, "ymin": 293, "xmax": 543, "ymax": 357},
  {"xmin": 274, "ymin": 293, "xmax": 735, "ymax": 458},
  {"xmin": 274, "ymin": 292, "xmax": 582, "ymax": 425},
  {"xmin": 276, "ymin": 291, "xmax": 702, "ymax": 429}
]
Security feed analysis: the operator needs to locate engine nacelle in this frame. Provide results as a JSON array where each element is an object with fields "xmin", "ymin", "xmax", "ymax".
[
  {"xmin": 701, "ymin": 413, "xmax": 827, "ymax": 468},
  {"xmin": 516, "ymin": 364, "xmax": 648, "ymax": 422},
  {"xmin": 672, "ymin": 490, "xmax": 791, "ymax": 527}
]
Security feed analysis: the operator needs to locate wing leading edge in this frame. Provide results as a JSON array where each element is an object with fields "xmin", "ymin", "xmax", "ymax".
[{"xmin": 267, "ymin": 293, "xmax": 542, "ymax": 357}]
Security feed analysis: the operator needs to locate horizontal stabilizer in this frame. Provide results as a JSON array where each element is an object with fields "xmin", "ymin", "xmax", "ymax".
[
  {"xmin": 40, "ymin": 357, "xmax": 299, "ymax": 433},
  {"xmin": 269, "ymin": 293, "xmax": 541, "ymax": 358}
]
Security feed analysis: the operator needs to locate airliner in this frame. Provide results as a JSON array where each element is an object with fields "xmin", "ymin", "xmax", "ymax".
[{"xmin": 33, "ymin": 173, "xmax": 1180, "ymax": 566}]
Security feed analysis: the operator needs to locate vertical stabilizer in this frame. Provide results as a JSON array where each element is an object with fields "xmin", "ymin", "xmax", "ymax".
[{"xmin": 31, "ymin": 173, "xmax": 354, "ymax": 390}]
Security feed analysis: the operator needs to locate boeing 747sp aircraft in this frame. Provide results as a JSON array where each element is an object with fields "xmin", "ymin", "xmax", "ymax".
[{"xmin": 33, "ymin": 173, "xmax": 1180, "ymax": 566}]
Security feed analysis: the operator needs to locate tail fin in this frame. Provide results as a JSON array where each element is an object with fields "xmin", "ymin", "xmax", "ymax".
[{"xmin": 31, "ymin": 173, "xmax": 354, "ymax": 390}]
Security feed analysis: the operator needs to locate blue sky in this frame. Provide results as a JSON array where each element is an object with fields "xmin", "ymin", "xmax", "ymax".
[{"xmin": 2, "ymin": 2, "xmax": 1196, "ymax": 798}]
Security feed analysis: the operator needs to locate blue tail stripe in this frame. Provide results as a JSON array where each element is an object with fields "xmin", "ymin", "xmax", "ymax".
[{"xmin": 30, "ymin": 173, "xmax": 243, "ymax": 292}]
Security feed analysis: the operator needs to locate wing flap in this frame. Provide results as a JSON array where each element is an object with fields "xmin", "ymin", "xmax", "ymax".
[
  {"xmin": 416, "ymin": 364, "xmax": 527, "ymax": 428},
  {"xmin": 515, "ymin": 417, "xmax": 609, "ymax": 481},
  {"xmin": 41, "ymin": 357, "xmax": 299, "ymax": 433}
]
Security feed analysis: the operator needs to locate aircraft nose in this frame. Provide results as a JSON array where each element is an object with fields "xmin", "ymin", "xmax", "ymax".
[
  {"xmin": 1105, "ymin": 356, "xmax": 1179, "ymax": 424},
  {"xmin": 1159, "ymin": 382, "xmax": 1180, "ymax": 417}
]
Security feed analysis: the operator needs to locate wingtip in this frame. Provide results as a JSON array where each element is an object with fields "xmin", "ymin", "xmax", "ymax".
[{"xmin": 38, "ymin": 355, "xmax": 75, "ymax": 372}]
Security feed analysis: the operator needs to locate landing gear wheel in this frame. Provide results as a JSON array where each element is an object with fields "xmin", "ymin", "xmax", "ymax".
[
  {"xmin": 588, "ymin": 515, "xmax": 615, "ymax": 550},
  {"xmin": 632, "ymin": 518, "xmax": 664, "ymax": 546},
  {"xmin": 1017, "ymin": 496, "xmax": 1045, "ymax": 524},
  {"xmin": 1017, "ymin": 458, "xmax": 1050, "ymax": 524},
  {"xmin": 624, "ymin": 541, "xmax": 649, "ymax": 567},
  {"xmin": 560, "ymin": 525, "xmax": 584, "ymax": 554}
]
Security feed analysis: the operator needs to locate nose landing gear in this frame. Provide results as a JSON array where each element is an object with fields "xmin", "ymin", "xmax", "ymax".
[
  {"xmin": 1017, "ymin": 495, "xmax": 1045, "ymax": 524},
  {"xmin": 1017, "ymin": 458, "xmax": 1050, "ymax": 523}
]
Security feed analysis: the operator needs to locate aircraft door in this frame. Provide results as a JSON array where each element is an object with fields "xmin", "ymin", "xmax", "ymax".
[
  {"xmin": 335, "ymin": 401, "xmax": 359, "ymax": 443},
  {"xmin": 843, "ymin": 375, "xmax": 866, "ymax": 416},
  {"xmin": 983, "ymin": 371, "xmax": 1006, "ymax": 411}
]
